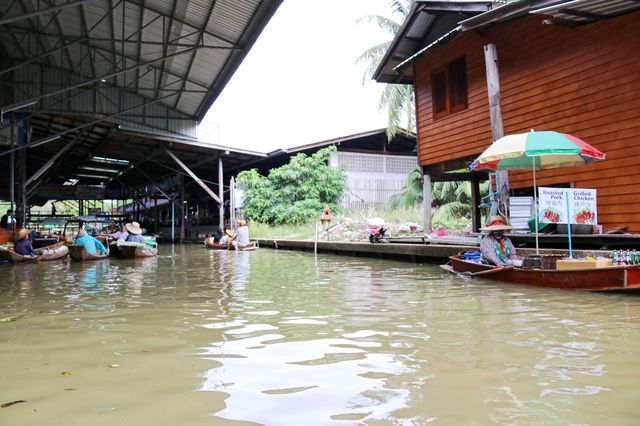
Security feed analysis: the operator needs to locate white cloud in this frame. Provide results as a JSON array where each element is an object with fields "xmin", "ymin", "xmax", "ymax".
[{"xmin": 200, "ymin": 0, "xmax": 393, "ymax": 153}]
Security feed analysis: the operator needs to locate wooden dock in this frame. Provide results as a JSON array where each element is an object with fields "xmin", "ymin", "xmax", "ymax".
[{"xmin": 254, "ymin": 239, "xmax": 615, "ymax": 264}]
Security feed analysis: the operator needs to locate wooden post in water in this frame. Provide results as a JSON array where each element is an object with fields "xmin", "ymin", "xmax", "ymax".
[
  {"xmin": 484, "ymin": 43, "xmax": 509, "ymax": 214},
  {"xmin": 423, "ymin": 171, "xmax": 432, "ymax": 234}
]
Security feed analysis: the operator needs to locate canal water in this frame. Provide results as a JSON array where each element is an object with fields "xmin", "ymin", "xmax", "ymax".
[{"xmin": 1, "ymin": 245, "xmax": 640, "ymax": 425}]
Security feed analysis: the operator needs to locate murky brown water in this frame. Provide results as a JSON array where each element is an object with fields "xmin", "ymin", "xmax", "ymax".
[{"xmin": 2, "ymin": 244, "xmax": 640, "ymax": 425}]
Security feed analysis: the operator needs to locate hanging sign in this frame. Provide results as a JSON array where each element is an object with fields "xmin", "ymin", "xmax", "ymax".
[{"xmin": 538, "ymin": 187, "xmax": 597, "ymax": 225}]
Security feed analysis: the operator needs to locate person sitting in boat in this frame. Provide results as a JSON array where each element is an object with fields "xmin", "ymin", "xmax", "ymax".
[
  {"xmin": 125, "ymin": 222, "xmax": 145, "ymax": 244},
  {"xmin": 110, "ymin": 223, "xmax": 129, "ymax": 241},
  {"xmin": 231, "ymin": 219, "xmax": 250, "ymax": 248},
  {"xmin": 480, "ymin": 216, "xmax": 522, "ymax": 267},
  {"xmin": 217, "ymin": 228, "xmax": 230, "ymax": 246},
  {"xmin": 14, "ymin": 228, "xmax": 37, "ymax": 258},
  {"xmin": 75, "ymin": 226, "xmax": 107, "ymax": 255}
]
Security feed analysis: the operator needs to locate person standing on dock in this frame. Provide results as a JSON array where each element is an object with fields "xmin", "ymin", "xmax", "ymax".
[
  {"xmin": 480, "ymin": 216, "xmax": 522, "ymax": 267},
  {"xmin": 1, "ymin": 210, "xmax": 15, "ymax": 230}
]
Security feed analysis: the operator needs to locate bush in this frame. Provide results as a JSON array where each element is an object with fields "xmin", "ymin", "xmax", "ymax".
[{"xmin": 237, "ymin": 146, "xmax": 346, "ymax": 225}]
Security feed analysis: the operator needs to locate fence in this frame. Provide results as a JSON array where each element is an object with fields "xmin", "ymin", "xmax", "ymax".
[{"xmin": 329, "ymin": 152, "xmax": 417, "ymax": 213}]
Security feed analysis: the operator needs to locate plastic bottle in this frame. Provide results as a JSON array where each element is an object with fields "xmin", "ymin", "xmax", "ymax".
[{"xmin": 613, "ymin": 250, "xmax": 619, "ymax": 265}]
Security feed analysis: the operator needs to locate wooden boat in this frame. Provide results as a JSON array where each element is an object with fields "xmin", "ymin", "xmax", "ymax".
[
  {"xmin": 111, "ymin": 240, "xmax": 158, "ymax": 258},
  {"xmin": 441, "ymin": 255, "xmax": 640, "ymax": 292},
  {"xmin": 0, "ymin": 241, "xmax": 69, "ymax": 263},
  {"xmin": 204, "ymin": 237, "xmax": 258, "ymax": 251},
  {"xmin": 69, "ymin": 244, "xmax": 109, "ymax": 261}
]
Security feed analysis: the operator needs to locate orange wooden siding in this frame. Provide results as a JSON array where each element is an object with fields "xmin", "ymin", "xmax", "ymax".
[{"xmin": 414, "ymin": 12, "xmax": 640, "ymax": 232}]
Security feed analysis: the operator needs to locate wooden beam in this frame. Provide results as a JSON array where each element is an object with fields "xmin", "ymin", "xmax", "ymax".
[
  {"xmin": 484, "ymin": 43, "xmax": 509, "ymax": 198},
  {"xmin": 165, "ymin": 148, "xmax": 221, "ymax": 204},
  {"xmin": 470, "ymin": 172, "xmax": 482, "ymax": 232},
  {"xmin": 218, "ymin": 156, "xmax": 224, "ymax": 230},
  {"xmin": 423, "ymin": 172, "xmax": 432, "ymax": 234}
]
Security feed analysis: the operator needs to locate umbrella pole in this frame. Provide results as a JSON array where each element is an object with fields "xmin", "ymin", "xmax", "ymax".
[
  {"xmin": 533, "ymin": 157, "xmax": 539, "ymax": 254},
  {"xmin": 566, "ymin": 191, "xmax": 573, "ymax": 259}
]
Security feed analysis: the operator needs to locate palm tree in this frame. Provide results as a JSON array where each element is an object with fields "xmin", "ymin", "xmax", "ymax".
[
  {"xmin": 389, "ymin": 167, "xmax": 489, "ymax": 228},
  {"xmin": 356, "ymin": 0, "xmax": 415, "ymax": 140}
]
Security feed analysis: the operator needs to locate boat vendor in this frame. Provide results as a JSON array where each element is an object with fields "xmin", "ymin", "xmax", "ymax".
[
  {"xmin": 231, "ymin": 219, "xmax": 250, "ymax": 248},
  {"xmin": 14, "ymin": 228, "xmax": 37, "ymax": 258},
  {"xmin": 219, "ymin": 228, "xmax": 233, "ymax": 246},
  {"xmin": 125, "ymin": 222, "xmax": 145, "ymax": 244},
  {"xmin": 76, "ymin": 226, "xmax": 108, "ymax": 255},
  {"xmin": 110, "ymin": 223, "xmax": 129, "ymax": 241},
  {"xmin": 480, "ymin": 216, "xmax": 523, "ymax": 267}
]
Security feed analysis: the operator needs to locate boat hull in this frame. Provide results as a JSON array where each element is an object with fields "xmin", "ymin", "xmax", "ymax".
[
  {"xmin": 69, "ymin": 245, "xmax": 109, "ymax": 261},
  {"xmin": 114, "ymin": 245, "xmax": 158, "ymax": 259},
  {"xmin": 444, "ymin": 256, "xmax": 640, "ymax": 292},
  {"xmin": 204, "ymin": 238, "xmax": 257, "ymax": 251},
  {"xmin": 0, "ymin": 242, "xmax": 69, "ymax": 263}
]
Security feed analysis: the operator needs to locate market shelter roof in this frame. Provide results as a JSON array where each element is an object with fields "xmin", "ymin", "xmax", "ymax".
[
  {"xmin": 0, "ymin": 0, "xmax": 283, "ymax": 128},
  {"xmin": 0, "ymin": 0, "xmax": 281, "ymax": 201},
  {"xmin": 15, "ymin": 116, "xmax": 268, "ymax": 202}
]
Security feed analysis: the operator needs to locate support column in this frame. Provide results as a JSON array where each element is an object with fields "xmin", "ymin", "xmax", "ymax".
[
  {"xmin": 179, "ymin": 174, "xmax": 185, "ymax": 243},
  {"xmin": 218, "ymin": 156, "xmax": 224, "ymax": 230},
  {"xmin": 470, "ymin": 172, "xmax": 482, "ymax": 232},
  {"xmin": 154, "ymin": 196, "xmax": 159, "ymax": 233},
  {"xmin": 17, "ymin": 148, "xmax": 27, "ymax": 226},
  {"xmin": 484, "ymin": 43, "xmax": 509, "ymax": 206},
  {"xmin": 423, "ymin": 171, "xmax": 432, "ymax": 234},
  {"xmin": 9, "ymin": 113, "xmax": 15, "ymax": 230}
]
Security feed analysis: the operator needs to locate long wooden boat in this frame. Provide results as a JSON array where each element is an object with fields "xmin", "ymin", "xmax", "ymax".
[
  {"xmin": 0, "ymin": 241, "xmax": 69, "ymax": 263},
  {"xmin": 111, "ymin": 240, "xmax": 157, "ymax": 258},
  {"xmin": 69, "ymin": 245, "xmax": 109, "ymax": 261},
  {"xmin": 441, "ymin": 255, "xmax": 640, "ymax": 292},
  {"xmin": 204, "ymin": 237, "xmax": 258, "ymax": 251}
]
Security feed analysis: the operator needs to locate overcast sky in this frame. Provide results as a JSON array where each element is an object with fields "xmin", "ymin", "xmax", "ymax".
[{"xmin": 199, "ymin": 0, "xmax": 394, "ymax": 153}]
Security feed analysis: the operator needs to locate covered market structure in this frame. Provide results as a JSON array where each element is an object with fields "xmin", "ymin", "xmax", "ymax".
[{"xmin": 0, "ymin": 0, "xmax": 282, "ymax": 239}]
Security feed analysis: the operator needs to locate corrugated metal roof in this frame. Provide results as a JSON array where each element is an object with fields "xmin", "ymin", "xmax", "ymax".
[
  {"xmin": 530, "ymin": 0, "xmax": 640, "ymax": 23},
  {"xmin": 0, "ymin": 0, "xmax": 283, "ymax": 123},
  {"xmin": 375, "ymin": 0, "xmax": 640, "ymax": 83}
]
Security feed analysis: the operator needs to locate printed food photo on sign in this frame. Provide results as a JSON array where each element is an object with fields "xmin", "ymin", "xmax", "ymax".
[
  {"xmin": 575, "ymin": 209, "xmax": 595, "ymax": 224},
  {"xmin": 541, "ymin": 207, "xmax": 561, "ymax": 223}
]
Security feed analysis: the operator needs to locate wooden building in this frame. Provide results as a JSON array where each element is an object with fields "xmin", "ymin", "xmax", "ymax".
[{"xmin": 374, "ymin": 0, "xmax": 640, "ymax": 232}]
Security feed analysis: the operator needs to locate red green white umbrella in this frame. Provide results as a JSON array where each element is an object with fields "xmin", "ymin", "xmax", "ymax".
[
  {"xmin": 470, "ymin": 130, "xmax": 605, "ymax": 171},
  {"xmin": 470, "ymin": 130, "xmax": 606, "ymax": 255}
]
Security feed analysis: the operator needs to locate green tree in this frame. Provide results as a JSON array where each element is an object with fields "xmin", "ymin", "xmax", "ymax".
[
  {"xmin": 356, "ymin": 0, "xmax": 416, "ymax": 140},
  {"xmin": 236, "ymin": 146, "xmax": 346, "ymax": 225}
]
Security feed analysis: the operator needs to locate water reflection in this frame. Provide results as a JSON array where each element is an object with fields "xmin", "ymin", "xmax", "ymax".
[{"xmin": 2, "ymin": 247, "xmax": 640, "ymax": 425}]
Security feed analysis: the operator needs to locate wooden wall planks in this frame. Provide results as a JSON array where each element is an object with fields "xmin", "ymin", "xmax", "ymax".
[{"xmin": 413, "ymin": 11, "xmax": 640, "ymax": 231}]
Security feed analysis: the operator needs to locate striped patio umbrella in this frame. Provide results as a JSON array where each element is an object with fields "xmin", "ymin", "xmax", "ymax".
[
  {"xmin": 470, "ymin": 130, "xmax": 606, "ymax": 255},
  {"xmin": 470, "ymin": 131, "xmax": 605, "ymax": 171}
]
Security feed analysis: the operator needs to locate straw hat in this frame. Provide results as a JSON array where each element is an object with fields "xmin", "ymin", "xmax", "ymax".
[
  {"xmin": 480, "ymin": 216, "xmax": 514, "ymax": 231},
  {"xmin": 125, "ymin": 221, "xmax": 142, "ymax": 235},
  {"xmin": 17, "ymin": 228, "xmax": 31, "ymax": 240}
]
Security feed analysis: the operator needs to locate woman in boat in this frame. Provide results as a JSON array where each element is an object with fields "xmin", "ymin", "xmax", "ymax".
[
  {"xmin": 124, "ymin": 222, "xmax": 145, "ymax": 244},
  {"xmin": 110, "ymin": 223, "xmax": 129, "ymax": 241},
  {"xmin": 232, "ymin": 219, "xmax": 250, "ymax": 248},
  {"xmin": 76, "ymin": 226, "xmax": 108, "ymax": 255},
  {"xmin": 14, "ymin": 228, "xmax": 37, "ymax": 258},
  {"xmin": 480, "ymin": 216, "xmax": 522, "ymax": 267}
]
